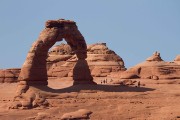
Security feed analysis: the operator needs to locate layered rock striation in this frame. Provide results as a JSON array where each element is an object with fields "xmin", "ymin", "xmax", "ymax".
[
  {"xmin": 0, "ymin": 68, "xmax": 20, "ymax": 83},
  {"xmin": 117, "ymin": 52, "xmax": 180, "ymax": 79},
  {"xmin": 47, "ymin": 43, "xmax": 126, "ymax": 78},
  {"xmin": 0, "ymin": 43, "xmax": 126, "ymax": 83}
]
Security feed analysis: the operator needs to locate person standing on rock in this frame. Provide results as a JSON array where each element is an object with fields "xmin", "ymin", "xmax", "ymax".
[
  {"xmin": 138, "ymin": 81, "xmax": 140, "ymax": 87},
  {"xmin": 103, "ymin": 80, "xmax": 106, "ymax": 84}
]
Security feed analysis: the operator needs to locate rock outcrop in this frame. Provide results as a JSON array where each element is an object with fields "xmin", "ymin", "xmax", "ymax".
[
  {"xmin": 0, "ymin": 68, "xmax": 20, "ymax": 83},
  {"xmin": 0, "ymin": 43, "xmax": 126, "ymax": 83},
  {"xmin": 87, "ymin": 43, "xmax": 126, "ymax": 77},
  {"xmin": 18, "ymin": 19, "xmax": 95, "ymax": 86},
  {"xmin": 112, "ymin": 79, "xmax": 137, "ymax": 86},
  {"xmin": 174, "ymin": 55, "xmax": 180, "ymax": 65},
  {"xmin": 116, "ymin": 52, "xmax": 180, "ymax": 79},
  {"xmin": 61, "ymin": 109, "xmax": 92, "ymax": 120},
  {"xmin": 146, "ymin": 51, "xmax": 163, "ymax": 61},
  {"xmin": 47, "ymin": 43, "xmax": 75, "ymax": 78},
  {"xmin": 12, "ymin": 19, "xmax": 96, "ymax": 109},
  {"xmin": 47, "ymin": 43, "xmax": 126, "ymax": 78}
]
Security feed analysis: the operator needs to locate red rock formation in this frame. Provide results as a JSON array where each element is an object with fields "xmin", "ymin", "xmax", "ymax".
[
  {"xmin": 61, "ymin": 109, "xmax": 92, "ymax": 120},
  {"xmin": 0, "ymin": 43, "xmax": 126, "ymax": 83},
  {"xmin": 117, "ymin": 52, "xmax": 180, "ymax": 79},
  {"xmin": 18, "ymin": 19, "xmax": 95, "ymax": 86},
  {"xmin": 0, "ymin": 68, "xmax": 20, "ymax": 83},
  {"xmin": 174, "ymin": 55, "xmax": 180, "ymax": 64},
  {"xmin": 146, "ymin": 51, "xmax": 163, "ymax": 61},
  {"xmin": 47, "ymin": 43, "xmax": 126, "ymax": 78},
  {"xmin": 47, "ymin": 43, "xmax": 75, "ymax": 78},
  {"xmin": 12, "ymin": 19, "xmax": 96, "ymax": 109},
  {"xmin": 87, "ymin": 43, "xmax": 126, "ymax": 77}
]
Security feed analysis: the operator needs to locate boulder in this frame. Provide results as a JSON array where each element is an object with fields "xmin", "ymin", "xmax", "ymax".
[
  {"xmin": 112, "ymin": 79, "xmax": 137, "ymax": 86},
  {"xmin": 151, "ymin": 75, "xmax": 159, "ymax": 80},
  {"xmin": 120, "ymin": 67, "xmax": 141, "ymax": 79},
  {"xmin": 61, "ymin": 109, "xmax": 92, "ymax": 120}
]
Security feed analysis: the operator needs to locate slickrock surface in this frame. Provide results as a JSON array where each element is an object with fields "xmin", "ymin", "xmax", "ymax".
[
  {"xmin": 0, "ymin": 78, "xmax": 180, "ymax": 120},
  {"xmin": 61, "ymin": 109, "xmax": 92, "ymax": 120}
]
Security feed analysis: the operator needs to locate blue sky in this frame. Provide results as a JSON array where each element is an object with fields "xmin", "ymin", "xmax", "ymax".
[{"xmin": 0, "ymin": 0, "xmax": 180, "ymax": 69}]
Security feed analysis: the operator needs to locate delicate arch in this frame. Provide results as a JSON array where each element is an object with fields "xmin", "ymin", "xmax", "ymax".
[{"xmin": 18, "ymin": 19, "xmax": 95, "ymax": 86}]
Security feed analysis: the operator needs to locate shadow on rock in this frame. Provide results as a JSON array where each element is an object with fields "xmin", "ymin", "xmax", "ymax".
[{"xmin": 33, "ymin": 84, "xmax": 155, "ymax": 93}]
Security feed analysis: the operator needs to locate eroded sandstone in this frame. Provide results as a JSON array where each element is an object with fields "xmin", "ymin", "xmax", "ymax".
[
  {"xmin": 47, "ymin": 43, "xmax": 126, "ymax": 78},
  {"xmin": 12, "ymin": 19, "xmax": 96, "ymax": 109},
  {"xmin": 114, "ymin": 52, "xmax": 180, "ymax": 79},
  {"xmin": 0, "ymin": 68, "xmax": 20, "ymax": 83}
]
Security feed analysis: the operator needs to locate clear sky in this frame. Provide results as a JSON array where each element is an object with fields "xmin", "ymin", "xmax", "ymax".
[{"xmin": 0, "ymin": 0, "xmax": 180, "ymax": 69}]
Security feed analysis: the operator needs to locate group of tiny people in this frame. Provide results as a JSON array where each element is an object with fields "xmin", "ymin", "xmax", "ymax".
[
  {"xmin": 101, "ymin": 79, "xmax": 107, "ymax": 84},
  {"xmin": 100, "ymin": 78, "xmax": 141, "ymax": 87},
  {"xmin": 137, "ymin": 81, "xmax": 141, "ymax": 87},
  {"xmin": 100, "ymin": 78, "xmax": 112, "ymax": 84}
]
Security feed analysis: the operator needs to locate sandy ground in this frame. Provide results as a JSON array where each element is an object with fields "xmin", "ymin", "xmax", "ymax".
[{"xmin": 0, "ymin": 77, "xmax": 180, "ymax": 120}]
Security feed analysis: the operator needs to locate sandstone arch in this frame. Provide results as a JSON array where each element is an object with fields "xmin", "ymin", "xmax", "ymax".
[
  {"xmin": 18, "ymin": 19, "xmax": 95, "ymax": 86},
  {"xmin": 12, "ymin": 19, "xmax": 96, "ymax": 109}
]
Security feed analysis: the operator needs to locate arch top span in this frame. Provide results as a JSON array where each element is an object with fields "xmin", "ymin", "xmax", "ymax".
[
  {"xmin": 46, "ymin": 19, "xmax": 76, "ymax": 28},
  {"xmin": 45, "ymin": 19, "xmax": 87, "ymax": 59}
]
